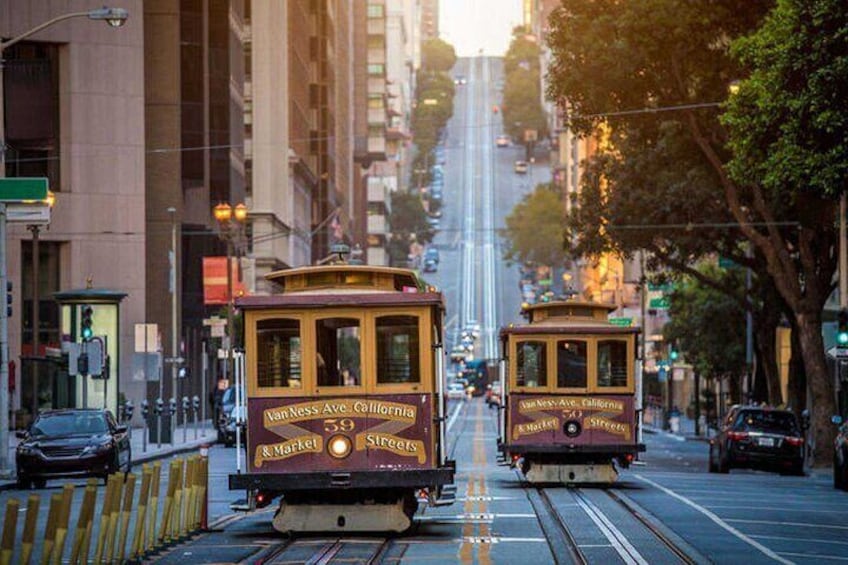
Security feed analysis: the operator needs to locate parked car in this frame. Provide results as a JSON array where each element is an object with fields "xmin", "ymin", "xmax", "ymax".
[
  {"xmin": 16, "ymin": 409, "xmax": 131, "ymax": 488},
  {"xmin": 423, "ymin": 257, "xmax": 438, "ymax": 272},
  {"xmin": 708, "ymin": 405, "xmax": 805, "ymax": 475},
  {"xmin": 496, "ymin": 134, "xmax": 511, "ymax": 147},
  {"xmin": 222, "ymin": 405, "xmax": 248, "ymax": 448},
  {"xmin": 454, "ymin": 74, "xmax": 467, "ymax": 85},
  {"xmin": 447, "ymin": 382, "xmax": 467, "ymax": 400},
  {"xmin": 833, "ymin": 413, "xmax": 848, "ymax": 489},
  {"xmin": 486, "ymin": 381, "xmax": 503, "ymax": 408},
  {"xmin": 514, "ymin": 160, "xmax": 528, "ymax": 174},
  {"xmin": 424, "ymin": 247, "xmax": 440, "ymax": 264}
]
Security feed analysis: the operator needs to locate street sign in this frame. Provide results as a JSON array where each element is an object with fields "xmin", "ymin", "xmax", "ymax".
[
  {"xmin": 649, "ymin": 297, "xmax": 670, "ymax": 309},
  {"xmin": 609, "ymin": 317, "xmax": 633, "ymax": 327},
  {"xmin": 647, "ymin": 282, "xmax": 673, "ymax": 292},
  {"xmin": 164, "ymin": 356, "xmax": 185, "ymax": 364},
  {"xmin": 6, "ymin": 203, "xmax": 51, "ymax": 224},
  {"xmin": 0, "ymin": 178, "xmax": 48, "ymax": 201}
]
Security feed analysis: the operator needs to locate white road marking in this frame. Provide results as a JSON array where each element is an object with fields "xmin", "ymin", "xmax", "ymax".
[
  {"xmin": 573, "ymin": 491, "xmax": 649, "ymax": 565},
  {"xmin": 635, "ymin": 473, "xmax": 794, "ymax": 564},
  {"xmin": 446, "ymin": 401, "xmax": 464, "ymax": 432}
]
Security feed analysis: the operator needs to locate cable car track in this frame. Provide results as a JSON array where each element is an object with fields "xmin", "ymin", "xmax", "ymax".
[
  {"xmin": 254, "ymin": 537, "xmax": 393, "ymax": 565},
  {"xmin": 528, "ymin": 485, "xmax": 699, "ymax": 565}
]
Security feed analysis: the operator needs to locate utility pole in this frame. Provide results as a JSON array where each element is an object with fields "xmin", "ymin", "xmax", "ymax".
[{"xmin": 168, "ymin": 207, "xmax": 179, "ymax": 414}]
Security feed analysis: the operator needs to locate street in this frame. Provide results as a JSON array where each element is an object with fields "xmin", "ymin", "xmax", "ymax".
[{"xmin": 146, "ymin": 398, "xmax": 847, "ymax": 564}]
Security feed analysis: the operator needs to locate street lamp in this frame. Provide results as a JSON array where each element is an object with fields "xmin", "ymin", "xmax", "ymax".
[
  {"xmin": 28, "ymin": 191, "xmax": 55, "ymax": 417},
  {"xmin": 0, "ymin": 6, "xmax": 128, "ymax": 479},
  {"xmin": 213, "ymin": 202, "xmax": 247, "ymax": 385}
]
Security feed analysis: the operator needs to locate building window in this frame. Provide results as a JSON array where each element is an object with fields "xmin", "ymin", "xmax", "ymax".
[
  {"xmin": 2, "ymin": 42, "xmax": 60, "ymax": 189},
  {"xmin": 367, "ymin": 63, "xmax": 385, "ymax": 77},
  {"xmin": 367, "ymin": 4, "xmax": 385, "ymax": 18}
]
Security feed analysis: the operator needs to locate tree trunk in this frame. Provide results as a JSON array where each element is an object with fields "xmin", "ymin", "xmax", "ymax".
[
  {"xmin": 796, "ymin": 311, "xmax": 835, "ymax": 467},
  {"xmin": 754, "ymin": 311, "xmax": 782, "ymax": 405},
  {"xmin": 787, "ymin": 318, "xmax": 806, "ymax": 414}
]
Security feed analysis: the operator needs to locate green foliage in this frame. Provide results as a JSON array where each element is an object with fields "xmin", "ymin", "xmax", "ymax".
[
  {"xmin": 663, "ymin": 264, "xmax": 747, "ymax": 379},
  {"xmin": 387, "ymin": 191, "xmax": 433, "ymax": 266},
  {"xmin": 501, "ymin": 184, "xmax": 568, "ymax": 267},
  {"xmin": 502, "ymin": 29, "xmax": 547, "ymax": 143},
  {"xmin": 723, "ymin": 0, "xmax": 848, "ymax": 200},
  {"xmin": 421, "ymin": 38, "xmax": 457, "ymax": 72}
]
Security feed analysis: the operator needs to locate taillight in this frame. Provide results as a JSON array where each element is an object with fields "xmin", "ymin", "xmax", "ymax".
[
  {"xmin": 727, "ymin": 431, "xmax": 749, "ymax": 441},
  {"xmin": 784, "ymin": 436, "xmax": 804, "ymax": 446}
]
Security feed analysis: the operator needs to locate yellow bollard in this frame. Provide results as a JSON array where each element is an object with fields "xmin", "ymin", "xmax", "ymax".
[
  {"xmin": 169, "ymin": 459, "xmax": 183, "ymax": 542},
  {"xmin": 93, "ymin": 474, "xmax": 118, "ymax": 565},
  {"xmin": 181, "ymin": 458, "xmax": 195, "ymax": 538},
  {"xmin": 40, "ymin": 493, "xmax": 62, "ymax": 565},
  {"xmin": 198, "ymin": 455, "xmax": 209, "ymax": 531},
  {"xmin": 0, "ymin": 498, "xmax": 19, "ymax": 565},
  {"xmin": 69, "ymin": 480, "xmax": 97, "ymax": 565},
  {"xmin": 20, "ymin": 494, "xmax": 39, "ymax": 565},
  {"xmin": 131, "ymin": 466, "xmax": 151, "ymax": 559},
  {"xmin": 188, "ymin": 457, "xmax": 199, "ymax": 532},
  {"xmin": 116, "ymin": 473, "xmax": 136, "ymax": 563},
  {"xmin": 146, "ymin": 461, "xmax": 162, "ymax": 552},
  {"xmin": 158, "ymin": 461, "xmax": 178, "ymax": 544},
  {"xmin": 78, "ymin": 479, "xmax": 98, "ymax": 565},
  {"xmin": 51, "ymin": 484, "xmax": 75, "ymax": 565},
  {"xmin": 103, "ymin": 474, "xmax": 125, "ymax": 564}
]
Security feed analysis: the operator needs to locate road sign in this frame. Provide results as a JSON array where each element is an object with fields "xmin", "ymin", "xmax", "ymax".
[
  {"xmin": 609, "ymin": 317, "xmax": 633, "ymax": 327},
  {"xmin": 6, "ymin": 203, "xmax": 51, "ymax": 224},
  {"xmin": 164, "ymin": 356, "xmax": 185, "ymax": 364},
  {"xmin": 649, "ymin": 297, "xmax": 670, "ymax": 309},
  {"xmin": 0, "ymin": 178, "xmax": 48, "ymax": 201}
]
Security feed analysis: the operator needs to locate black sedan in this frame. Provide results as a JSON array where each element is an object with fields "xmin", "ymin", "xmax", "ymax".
[
  {"xmin": 222, "ymin": 405, "xmax": 247, "ymax": 448},
  {"xmin": 709, "ymin": 405, "xmax": 805, "ymax": 475},
  {"xmin": 16, "ymin": 408, "xmax": 132, "ymax": 488}
]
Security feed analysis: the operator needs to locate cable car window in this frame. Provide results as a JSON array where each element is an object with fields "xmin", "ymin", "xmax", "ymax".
[
  {"xmin": 597, "ymin": 340, "xmax": 627, "ymax": 387},
  {"xmin": 516, "ymin": 341, "xmax": 547, "ymax": 387},
  {"xmin": 315, "ymin": 318, "xmax": 361, "ymax": 387},
  {"xmin": 257, "ymin": 318, "xmax": 302, "ymax": 388},
  {"xmin": 376, "ymin": 315, "xmax": 420, "ymax": 384},
  {"xmin": 557, "ymin": 340, "xmax": 587, "ymax": 388}
]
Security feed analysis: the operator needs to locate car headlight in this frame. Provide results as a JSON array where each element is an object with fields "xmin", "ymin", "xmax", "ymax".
[
  {"xmin": 16, "ymin": 445, "xmax": 36, "ymax": 455},
  {"xmin": 83, "ymin": 442, "xmax": 113, "ymax": 454},
  {"xmin": 327, "ymin": 435, "xmax": 352, "ymax": 459}
]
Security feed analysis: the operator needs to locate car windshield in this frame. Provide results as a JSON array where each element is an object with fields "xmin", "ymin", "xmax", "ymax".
[
  {"xmin": 735, "ymin": 410, "xmax": 799, "ymax": 434},
  {"xmin": 31, "ymin": 413, "xmax": 108, "ymax": 437}
]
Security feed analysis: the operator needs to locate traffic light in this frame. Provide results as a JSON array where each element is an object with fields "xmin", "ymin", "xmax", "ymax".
[
  {"xmin": 80, "ymin": 305, "xmax": 94, "ymax": 341},
  {"xmin": 838, "ymin": 309, "xmax": 848, "ymax": 347},
  {"xmin": 5, "ymin": 281, "xmax": 11, "ymax": 317}
]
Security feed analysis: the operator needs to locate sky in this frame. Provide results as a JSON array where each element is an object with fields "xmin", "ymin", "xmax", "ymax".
[{"xmin": 439, "ymin": 0, "xmax": 524, "ymax": 57}]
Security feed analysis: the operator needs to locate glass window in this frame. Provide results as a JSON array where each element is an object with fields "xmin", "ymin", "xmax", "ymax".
[
  {"xmin": 367, "ymin": 4, "xmax": 384, "ymax": 18},
  {"xmin": 376, "ymin": 315, "xmax": 420, "ymax": 384},
  {"xmin": 516, "ymin": 341, "xmax": 547, "ymax": 387},
  {"xmin": 597, "ymin": 340, "xmax": 628, "ymax": 387},
  {"xmin": 367, "ymin": 63, "xmax": 385, "ymax": 76},
  {"xmin": 257, "ymin": 319, "xmax": 301, "ymax": 388},
  {"xmin": 557, "ymin": 340, "xmax": 587, "ymax": 388},
  {"xmin": 315, "ymin": 318, "xmax": 361, "ymax": 387}
]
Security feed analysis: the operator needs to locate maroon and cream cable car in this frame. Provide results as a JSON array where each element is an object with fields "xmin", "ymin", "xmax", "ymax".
[
  {"xmin": 229, "ymin": 263, "xmax": 455, "ymax": 533},
  {"xmin": 498, "ymin": 301, "xmax": 645, "ymax": 483}
]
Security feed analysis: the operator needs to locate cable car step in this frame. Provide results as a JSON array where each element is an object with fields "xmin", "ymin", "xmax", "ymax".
[{"xmin": 230, "ymin": 498, "xmax": 252, "ymax": 512}]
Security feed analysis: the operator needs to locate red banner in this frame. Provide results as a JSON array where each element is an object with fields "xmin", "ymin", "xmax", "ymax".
[{"xmin": 203, "ymin": 257, "xmax": 246, "ymax": 305}]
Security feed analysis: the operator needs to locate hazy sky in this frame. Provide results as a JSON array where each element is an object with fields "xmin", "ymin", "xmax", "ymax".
[{"xmin": 439, "ymin": 0, "xmax": 524, "ymax": 57}]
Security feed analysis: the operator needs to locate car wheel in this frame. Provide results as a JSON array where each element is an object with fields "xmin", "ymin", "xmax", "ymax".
[
  {"xmin": 708, "ymin": 447, "xmax": 718, "ymax": 473},
  {"xmin": 33, "ymin": 478, "xmax": 47, "ymax": 489},
  {"xmin": 791, "ymin": 461, "xmax": 805, "ymax": 476},
  {"xmin": 718, "ymin": 452, "xmax": 730, "ymax": 474},
  {"xmin": 16, "ymin": 476, "xmax": 31, "ymax": 490}
]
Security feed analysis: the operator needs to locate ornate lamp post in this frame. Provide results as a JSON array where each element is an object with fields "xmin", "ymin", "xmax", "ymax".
[{"xmin": 213, "ymin": 202, "xmax": 247, "ymax": 384}]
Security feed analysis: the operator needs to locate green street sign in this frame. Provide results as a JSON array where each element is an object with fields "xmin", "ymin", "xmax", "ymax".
[
  {"xmin": 0, "ymin": 178, "xmax": 48, "ymax": 202},
  {"xmin": 647, "ymin": 282, "xmax": 673, "ymax": 292},
  {"xmin": 649, "ymin": 297, "xmax": 670, "ymax": 309},
  {"xmin": 609, "ymin": 317, "xmax": 633, "ymax": 327}
]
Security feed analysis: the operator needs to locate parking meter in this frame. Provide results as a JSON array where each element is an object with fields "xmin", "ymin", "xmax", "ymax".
[
  {"xmin": 124, "ymin": 400, "xmax": 134, "ymax": 421},
  {"xmin": 182, "ymin": 396, "xmax": 190, "ymax": 412},
  {"xmin": 141, "ymin": 399, "xmax": 149, "ymax": 418},
  {"xmin": 192, "ymin": 395, "xmax": 200, "ymax": 411},
  {"xmin": 154, "ymin": 398, "xmax": 163, "ymax": 415},
  {"xmin": 169, "ymin": 397, "xmax": 177, "ymax": 417}
]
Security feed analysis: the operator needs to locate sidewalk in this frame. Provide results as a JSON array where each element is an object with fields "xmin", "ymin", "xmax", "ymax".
[
  {"xmin": 0, "ymin": 419, "xmax": 219, "ymax": 486},
  {"xmin": 642, "ymin": 408, "xmax": 714, "ymax": 442}
]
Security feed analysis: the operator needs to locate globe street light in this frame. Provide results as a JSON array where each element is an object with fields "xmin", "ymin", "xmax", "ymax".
[
  {"xmin": 0, "ymin": 6, "xmax": 128, "ymax": 479},
  {"xmin": 213, "ymin": 202, "xmax": 247, "ymax": 386}
]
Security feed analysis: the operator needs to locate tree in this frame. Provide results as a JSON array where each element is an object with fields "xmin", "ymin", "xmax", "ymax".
[
  {"xmin": 502, "ymin": 29, "xmax": 547, "ymax": 144},
  {"xmin": 387, "ymin": 191, "xmax": 433, "ymax": 266},
  {"xmin": 501, "ymin": 184, "xmax": 569, "ymax": 268},
  {"xmin": 545, "ymin": 0, "xmax": 846, "ymax": 465},
  {"xmin": 421, "ymin": 38, "xmax": 457, "ymax": 73}
]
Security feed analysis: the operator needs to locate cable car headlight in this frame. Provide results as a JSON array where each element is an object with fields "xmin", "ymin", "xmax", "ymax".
[
  {"xmin": 328, "ymin": 434, "xmax": 352, "ymax": 459},
  {"xmin": 564, "ymin": 420, "xmax": 582, "ymax": 438}
]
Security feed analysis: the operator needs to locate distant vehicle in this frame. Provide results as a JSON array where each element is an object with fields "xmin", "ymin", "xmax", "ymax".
[
  {"xmin": 709, "ymin": 405, "xmax": 805, "ymax": 475},
  {"xmin": 450, "ymin": 346, "xmax": 467, "ymax": 363},
  {"xmin": 426, "ymin": 216, "xmax": 440, "ymax": 228},
  {"xmin": 454, "ymin": 75, "xmax": 467, "ymax": 85},
  {"xmin": 462, "ymin": 359, "xmax": 489, "ymax": 397},
  {"xmin": 486, "ymin": 381, "xmax": 502, "ymax": 408},
  {"xmin": 514, "ymin": 160, "xmax": 528, "ymax": 174},
  {"xmin": 16, "ymin": 409, "xmax": 131, "ymax": 488},
  {"xmin": 496, "ymin": 134, "xmax": 511, "ymax": 147},
  {"xmin": 424, "ymin": 247, "xmax": 440, "ymax": 264},
  {"xmin": 447, "ymin": 382, "xmax": 466, "ymax": 400},
  {"xmin": 423, "ymin": 257, "xmax": 438, "ymax": 272},
  {"xmin": 222, "ymin": 405, "xmax": 248, "ymax": 448}
]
